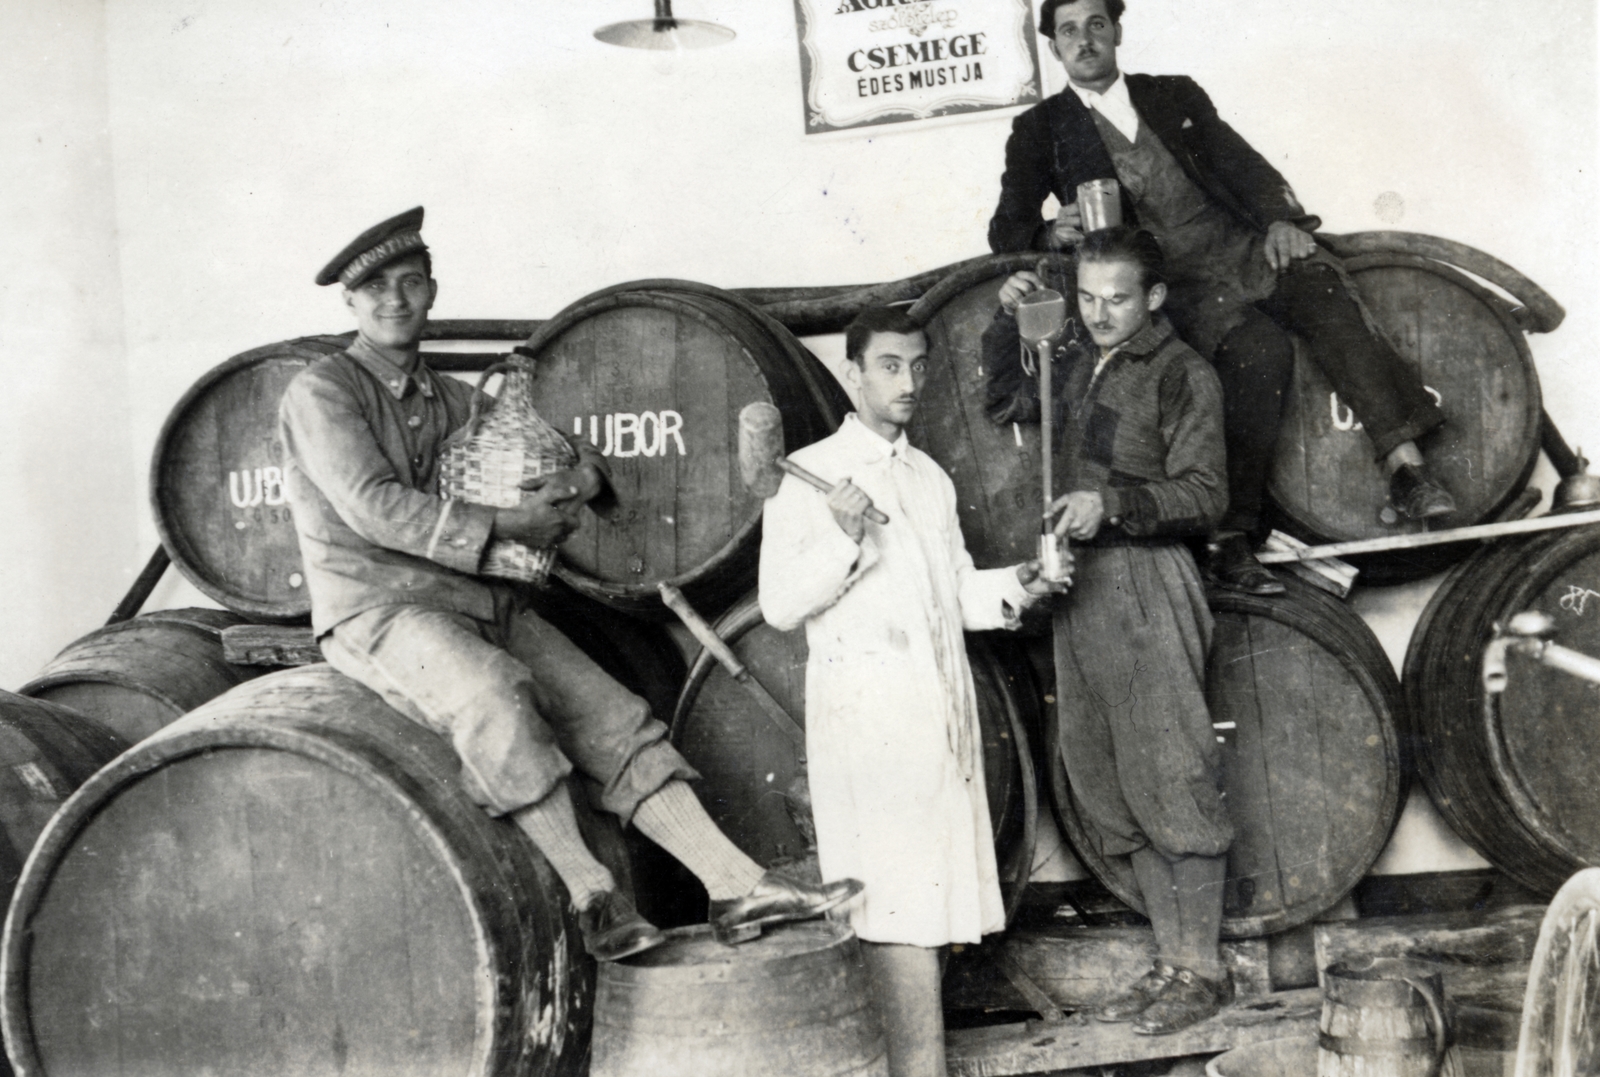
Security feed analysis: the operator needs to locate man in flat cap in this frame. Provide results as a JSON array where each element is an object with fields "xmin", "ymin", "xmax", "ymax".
[
  {"xmin": 988, "ymin": 0, "xmax": 1456, "ymax": 595},
  {"xmin": 280, "ymin": 207, "xmax": 860, "ymax": 961}
]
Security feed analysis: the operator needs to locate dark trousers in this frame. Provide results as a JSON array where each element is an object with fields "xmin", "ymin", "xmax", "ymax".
[{"xmin": 1200, "ymin": 260, "xmax": 1446, "ymax": 535}]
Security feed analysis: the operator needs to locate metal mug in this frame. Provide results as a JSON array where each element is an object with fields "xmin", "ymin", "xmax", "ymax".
[{"xmin": 1076, "ymin": 178, "xmax": 1123, "ymax": 233}]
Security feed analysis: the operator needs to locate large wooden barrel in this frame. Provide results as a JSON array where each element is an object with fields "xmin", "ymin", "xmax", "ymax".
[
  {"xmin": 669, "ymin": 590, "xmax": 1039, "ymax": 922},
  {"xmin": 1050, "ymin": 577, "xmax": 1407, "ymax": 937},
  {"xmin": 151, "ymin": 337, "xmax": 349, "ymax": 621},
  {"xmin": 1267, "ymin": 246, "xmax": 1544, "ymax": 582},
  {"xmin": 1402, "ymin": 523, "xmax": 1600, "ymax": 894},
  {"xmin": 1, "ymin": 665, "xmax": 592, "ymax": 1077},
  {"xmin": 20, "ymin": 608, "xmax": 259, "ymax": 744},
  {"xmin": 521, "ymin": 281, "xmax": 850, "ymax": 619},
  {"xmin": 590, "ymin": 921, "xmax": 885, "ymax": 1077},
  {"xmin": 0, "ymin": 690, "xmax": 128, "ymax": 912},
  {"xmin": 904, "ymin": 254, "xmax": 1055, "ymax": 574}
]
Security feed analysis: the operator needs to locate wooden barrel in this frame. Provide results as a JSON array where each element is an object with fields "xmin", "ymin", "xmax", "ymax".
[
  {"xmin": 1, "ymin": 665, "xmax": 592, "ymax": 1077},
  {"xmin": 1267, "ymin": 248, "xmax": 1544, "ymax": 583},
  {"xmin": 1402, "ymin": 523, "xmax": 1600, "ymax": 895},
  {"xmin": 1050, "ymin": 577, "xmax": 1407, "ymax": 937},
  {"xmin": 669, "ymin": 590, "xmax": 1039, "ymax": 922},
  {"xmin": 903, "ymin": 254, "xmax": 1056, "ymax": 575},
  {"xmin": 589, "ymin": 921, "xmax": 885, "ymax": 1077},
  {"xmin": 151, "ymin": 337, "xmax": 349, "ymax": 621},
  {"xmin": 520, "ymin": 281, "xmax": 850, "ymax": 619},
  {"xmin": 0, "ymin": 690, "xmax": 128, "ymax": 909},
  {"xmin": 20, "ymin": 608, "xmax": 259, "ymax": 744},
  {"xmin": 1318, "ymin": 960, "xmax": 1451, "ymax": 1077}
]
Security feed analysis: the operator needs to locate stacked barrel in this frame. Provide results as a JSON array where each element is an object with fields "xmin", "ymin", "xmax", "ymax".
[{"xmin": 0, "ymin": 234, "xmax": 1592, "ymax": 1076}]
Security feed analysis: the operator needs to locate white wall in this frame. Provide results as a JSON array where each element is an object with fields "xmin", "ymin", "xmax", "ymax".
[
  {"xmin": 2, "ymin": 0, "xmax": 1595, "ymax": 873},
  {"xmin": 0, "ymin": 0, "xmax": 137, "ymax": 689}
]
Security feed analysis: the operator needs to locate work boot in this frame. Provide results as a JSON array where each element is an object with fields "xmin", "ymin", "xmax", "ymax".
[
  {"xmin": 1206, "ymin": 534, "xmax": 1285, "ymax": 596},
  {"xmin": 578, "ymin": 889, "xmax": 666, "ymax": 962},
  {"xmin": 1390, "ymin": 464, "xmax": 1456, "ymax": 521},
  {"xmin": 1132, "ymin": 966, "xmax": 1234, "ymax": 1035},
  {"xmin": 1094, "ymin": 961, "xmax": 1176, "ymax": 1022},
  {"xmin": 709, "ymin": 870, "xmax": 864, "ymax": 944}
]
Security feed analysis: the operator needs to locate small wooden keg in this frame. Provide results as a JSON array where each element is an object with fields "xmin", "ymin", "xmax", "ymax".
[
  {"xmin": 20, "ymin": 608, "xmax": 259, "ymax": 743},
  {"xmin": 1318, "ymin": 960, "xmax": 1451, "ymax": 1077},
  {"xmin": 521, "ymin": 281, "xmax": 849, "ymax": 619},
  {"xmin": 589, "ymin": 921, "xmax": 887, "ymax": 1077},
  {"xmin": 1051, "ymin": 577, "xmax": 1406, "ymax": 937},
  {"xmin": 151, "ymin": 337, "xmax": 349, "ymax": 620},
  {"xmin": 1404, "ymin": 524, "xmax": 1600, "ymax": 895},
  {"xmin": 1, "ymin": 665, "xmax": 592, "ymax": 1077},
  {"xmin": 669, "ymin": 590, "xmax": 1039, "ymax": 921}
]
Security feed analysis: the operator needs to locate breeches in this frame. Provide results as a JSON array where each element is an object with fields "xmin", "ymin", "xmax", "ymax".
[
  {"xmin": 322, "ymin": 598, "xmax": 696, "ymax": 822},
  {"xmin": 1052, "ymin": 544, "xmax": 1233, "ymax": 860}
]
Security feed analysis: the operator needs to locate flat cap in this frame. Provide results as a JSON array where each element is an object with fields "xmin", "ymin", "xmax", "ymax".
[{"xmin": 315, "ymin": 206, "xmax": 428, "ymax": 287}]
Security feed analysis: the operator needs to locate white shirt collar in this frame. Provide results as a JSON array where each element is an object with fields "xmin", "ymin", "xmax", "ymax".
[
  {"xmin": 839, "ymin": 412, "xmax": 911, "ymax": 462},
  {"xmin": 1068, "ymin": 71, "xmax": 1139, "ymax": 144}
]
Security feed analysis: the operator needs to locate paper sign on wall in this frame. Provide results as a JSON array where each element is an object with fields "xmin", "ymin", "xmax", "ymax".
[{"xmin": 794, "ymin": 0, "xmax": 1042, "ymax": 135}]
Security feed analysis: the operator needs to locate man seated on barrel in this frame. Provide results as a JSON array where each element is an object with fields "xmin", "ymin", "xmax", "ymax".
[
  {"xmin": 987, "ymin": 0, "xmax": 1453, "ymax": 595},
  {"xmin": 278, "ymin": 206, "xmax": 860, "ymax": 961},
  {"xmin": 759, "ymin": 307, "xmax": 1062, "ymax": 1076},
  {"xmin": 989, "ymin": 227, "xmax": 1235, "ymax": 1034}
]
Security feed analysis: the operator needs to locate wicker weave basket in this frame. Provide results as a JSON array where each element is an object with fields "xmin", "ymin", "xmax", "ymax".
[{"xmin": 439, "ymin": 356, "xmax": 578, "ymax": 585}]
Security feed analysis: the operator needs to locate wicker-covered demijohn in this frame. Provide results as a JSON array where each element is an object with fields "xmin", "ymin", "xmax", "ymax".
[{"xmin": 439, "ymin": 356, "xmax": 577, "ymax": 585}]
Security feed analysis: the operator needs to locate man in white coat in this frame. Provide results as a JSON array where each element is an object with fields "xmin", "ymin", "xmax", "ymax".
[{"xmin": 759, "ymin": 307, "xmax": 1063, "ymax": 1076}]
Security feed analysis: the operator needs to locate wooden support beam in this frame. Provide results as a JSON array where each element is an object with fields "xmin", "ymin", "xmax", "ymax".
[{"xmin": 945, "ymin": 987, "xmax": 1320, "ymax": 1077}]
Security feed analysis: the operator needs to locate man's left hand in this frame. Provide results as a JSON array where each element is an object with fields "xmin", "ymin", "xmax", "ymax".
[
  {"xmin": 1264, "ymin": 221, "xmax": 1317, "ymax": 272},
  {"xmin": 523, "ymin": 465, "xmax": 603, "ymax": 507},
  {"xmin": 1051, "ymin": 490, "xmax": 1105, "ymax": 541}
]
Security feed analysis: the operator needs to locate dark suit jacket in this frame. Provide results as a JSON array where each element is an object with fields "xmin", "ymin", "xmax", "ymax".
[{"xmin": 987, "ymin": 74, "xmax": 1321, "ymax": 254}]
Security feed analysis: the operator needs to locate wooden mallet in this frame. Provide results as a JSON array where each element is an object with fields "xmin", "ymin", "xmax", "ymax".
[{"xmin": 738, "ymin": 401, "xmax": 889, "ymax": 524}]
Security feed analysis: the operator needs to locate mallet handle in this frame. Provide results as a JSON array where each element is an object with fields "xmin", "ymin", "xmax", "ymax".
[{"xmin": 779, "ymin": 460, "xmax": 890, "ymax": 525}]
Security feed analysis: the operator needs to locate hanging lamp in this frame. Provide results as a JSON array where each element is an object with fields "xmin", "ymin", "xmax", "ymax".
[{"xmin": 594, "ymin": 0, "xmax": 735, "ymax": 49}]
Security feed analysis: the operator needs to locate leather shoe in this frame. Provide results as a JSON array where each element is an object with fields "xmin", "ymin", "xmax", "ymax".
[
  {"xmin": 1390, "ymin": 464, "xmax": 1456, "ymax": 521},
  {"xmin": 709, "ymin": 871, "xmax": 865, "ymax": 945},
  {"xmin": 1207, "ymin": 534, "xmax": 1285, "ymax": 596},
  {"xmin": 578, "ymin": 889, "xmax": 666, "ymax": 962},
  {"xmin": 1132, "ymin": 966, "xmax": 1234, "ymax": 1035},
  {"xmin": 1094, "ymin": 961, "xmax": 1175, "ymax": 1022}
]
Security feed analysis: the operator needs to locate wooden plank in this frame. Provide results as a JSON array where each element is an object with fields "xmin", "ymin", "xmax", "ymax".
[
  {"xmin": 945, "ymin": 987, "xmax": 1321, "ymax": 1076},
  {"xmin": 220, "ymin": 624, "xmax": 321, "ymax": 667},
  {"xmin": 1314, "ymin": 905, "xmax": 1543, "ymax": 1014},
  {"xmin": 944, "ymin": 924, "xmax": 1271, "ymax": 1013}
]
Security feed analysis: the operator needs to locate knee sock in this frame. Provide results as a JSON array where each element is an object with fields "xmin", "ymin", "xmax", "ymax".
[
  {"xmin": 1131, "ymin": 847, "xmax": 1183, "ymax": 970},
  {"xmin": 512, "ymin": 783, "xmax": 615, "ymax": 912},
  {"xmin": 632, "ymin": 780, "xmax": 766, "ymax": 901},
  {"xmin": 1172, "ymin": 853, "xmax": 1228, "ymax": 982}
]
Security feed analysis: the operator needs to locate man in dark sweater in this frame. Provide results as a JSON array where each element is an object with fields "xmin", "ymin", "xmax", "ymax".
[
  {"xmin": 990, "ymin": 227, "xmax": 1235, "ymax": 1034},
  {"xmin": 988, "ymin": 0, "xmax": 1455, "ymax": 594}
]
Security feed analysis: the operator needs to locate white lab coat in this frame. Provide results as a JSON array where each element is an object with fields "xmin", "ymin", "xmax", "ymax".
[{"xmin": 759, "ymin": 415, "xmax": 1032, "ymax": 946}]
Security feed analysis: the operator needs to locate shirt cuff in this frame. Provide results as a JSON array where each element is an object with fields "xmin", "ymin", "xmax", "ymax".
[
  {"xmin": 427, "ymin": 499, "xmax": 496, "ymax": 573},
  {"xmin": 1101, "ymin": 487, "xmax": 1126, "ymax": 525},
  {"xmin": 998, "ymin": 568, "xmax": 1035, "ymax": 631}
]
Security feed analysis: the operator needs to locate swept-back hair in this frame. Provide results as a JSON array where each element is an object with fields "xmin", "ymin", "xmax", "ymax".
[
  {"xmin": 1038, "ymin": 0, "xmax": 1125, "ymax": 38},
  {"xmin": 844, "ymin": 307, "xmax": 924, "ymax": 366},
  {"xmin": 1075, "ymin": 226, "xmax": 1166, "ymax": 291}
]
